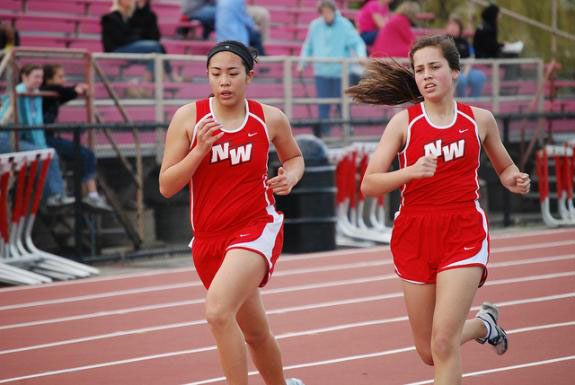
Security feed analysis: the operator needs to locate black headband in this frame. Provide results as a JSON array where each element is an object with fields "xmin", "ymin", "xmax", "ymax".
[{"xmin": 206, "ymin": 42, "xmax": 255, "ymax": 71}]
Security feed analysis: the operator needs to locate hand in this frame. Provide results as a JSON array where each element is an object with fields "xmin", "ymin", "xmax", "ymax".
[
  {"xmin": 503, "ymin": 171, "xmax": 530, "ymax": 195},
  {"xmin": 410, "ymin": 155, "xmax": 437, "ymax": 179},
  {"xmin": 75, "ymin": 83, "xmax": 89, "ymax": 95},
  {"xmin": 267, "ymin": 167, "xmax": 296, "ymax": 195},
  {"xmin": 193, "ymin": 118, "xmax": 224, "ymax": 155}
]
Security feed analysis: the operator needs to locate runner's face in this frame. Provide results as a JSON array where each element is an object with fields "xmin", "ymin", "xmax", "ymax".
[
  {"xmin": 412, "ymin": 46, "xmax": 458, "ymax": 101},
  {"xmin": 208, "ymin": 51, "xmax": 253, "ymax": 106}
]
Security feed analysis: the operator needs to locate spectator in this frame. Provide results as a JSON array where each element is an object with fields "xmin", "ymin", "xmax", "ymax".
[
  {"xmin": 0, "ymin": 64, "xmax": 74, "ymax": 207},
  {"xmin": 101, "ymin": 0, "xmax": 173, "ymax": 80},
  {"xmin": 247, "ymin": 5, "xmax": 271, "ymax": 44},
  {"xmin": 41, "ymin": 64, "xmax": 111, "ymax": 211},
  {"xmin": 357, "ymin": 0, "xmax": 390, "ymax": 46},
  {"xmin": 297, "ymin": 0, "xmax": 366, "ymax": 135},
  {"xmin": 446, "ymin": 17, "xmax": 486, "ymax": 98},
  {"xmin": 371, "ymin": 0, "xmax": 419, "ymax": 58},
  {"xmin": 0, "ymin": 22, "xmax": 20, "ymax": 52},
  {"xmin": 181, "ymin": 0, "xmax": 216, "ymax": 40},
  {"xmin": 216, "ymin": 0, "xmax": 265, "ymax": 55},
  {"xmin": 473, "ymin": 4, "xmax": 503, "ymax": 59}
]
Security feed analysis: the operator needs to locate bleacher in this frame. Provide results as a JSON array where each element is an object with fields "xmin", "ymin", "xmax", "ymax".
[{"xmin": 1, "ymin": 0, "xmax": 574, "ymax": 146}]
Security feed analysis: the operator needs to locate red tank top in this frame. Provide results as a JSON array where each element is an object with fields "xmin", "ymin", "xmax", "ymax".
[
  {"xmin": 189, "ymin": 98, "xmax": 275, "ymax": 236},
  {"xmin": 398, "ymin": 102, "xmax": 481, "ymax": 208}
]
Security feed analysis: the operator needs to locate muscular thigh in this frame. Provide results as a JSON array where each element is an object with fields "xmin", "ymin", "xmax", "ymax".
[
  {"xmin": 402, "ymin": 282, "xmax": 436, "ymax": 347},
  {"xmin": 206, "ymin": 249, "xmax": 268, "ymax": 315}
]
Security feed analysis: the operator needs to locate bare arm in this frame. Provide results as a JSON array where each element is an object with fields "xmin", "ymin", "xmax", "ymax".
[
  {"xmin": 372, "ymin": 13, "xmax": 389, "ymax": 28},
  {"xmin": 475, "ymin": 107, "xmax": 530, "ymax": 195},
  {"xmin": 361, "ymin": 110, "xmax": 437, "ymax": 197},
  {"xmin": 264, "ymin": 105, "xmax": 304, "ymax": 195},
  {"xmin": 159, "ymin": 103, "xmax": 223, "ymax": 198}
]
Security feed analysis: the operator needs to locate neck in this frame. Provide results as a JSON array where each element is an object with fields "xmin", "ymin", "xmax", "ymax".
[
  {"xmin": 423, "ymin": 95, "xmax": 454, "ymax": 117},
  {"xmin": 212, "ymin": 97, "xmax": 245, "ymax": 122}
]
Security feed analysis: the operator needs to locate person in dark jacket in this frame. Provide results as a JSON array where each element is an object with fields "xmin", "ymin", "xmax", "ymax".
[
  {"xmin": 447, "ymin": 17, "xmax": 486, "ymax": 98},
  {"xmin": 41, "ymin": 64, "xmax": 111, "ymax": 211},
  {"xmin": 101, "ymin": 0, "xmax": 173, "ymax": 80},
  {"xmin": 473, "ymin": 4, "xmax": 503, "ymax": 59}
]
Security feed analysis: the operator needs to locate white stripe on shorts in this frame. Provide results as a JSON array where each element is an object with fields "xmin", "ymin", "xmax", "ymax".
[{"xmin": 226, "ymin": 205, "xmax": 284, "ymax": 270}]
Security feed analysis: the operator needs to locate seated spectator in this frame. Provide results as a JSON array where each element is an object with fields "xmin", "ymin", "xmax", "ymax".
[
  {"xmin": 181, "ymin": 0, "xmax": 216, "ymax": 40},
  {"xmin": 247, "ymin": 5, "xmax": 271, "ymax": 44},
  {"xmin": 101, "ymin": 0, "xmax": 174, "ymax": 81},
  {"xmin": 41, "ymin": 64, "xmax": 111, "ymax": 211},
  {"xmin": 446, "ymin": 17, "xmax": 486, "ymax": 98},
  {"xmin": 357, "ymin": 0, "xmax": 390, "ymax": 46},
  {"xmin": 0, "ymin": 64, "xmax": 74, "ymax": 208},
  {"xmin": 473, "ymin": 4, "xmax": 503, "ymax": 59},
  {"xmin": 216, "ymin": 0, "xmax": 265, "ymax": 55},
  {"xmin": 0, "ymin": 22, "xmax": 20, "ymax": 53},
  {"xmin": 371, "ymin": 1, "xmax": 419, "ymax": 58},
  {"xmin": 297, "ymin": 0, "xmax": 366, "ymax": 136}
]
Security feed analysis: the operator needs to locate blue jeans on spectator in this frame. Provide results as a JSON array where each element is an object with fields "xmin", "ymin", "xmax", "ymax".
[
  {"xmin": 248, "ymin": 27, "xmax": 265, "ymax": 56},
  {"xmin": 456, "ymin": 68, "xmax": 486, "ymax": 98},
  {"xmin": 113, "ymin": 40, "xmax": 172, "ymax": 77},
  {"xmin": 360, "ymin": 30, "xmax": 378, "ymax": 46},
  {"xmin": 315, "ymin": 76, "xmax": 342, "ymax": 136},
  {"xmin": 186, "ymin": 4, "xmax": 216, "ymax": 39},
  {"xmin": 46, "ymin": 136, "xmax": 96, "ymax": 184},
  {"xmin": 0, "ymin": 133, "xmax": 66, "ymax": 198}
]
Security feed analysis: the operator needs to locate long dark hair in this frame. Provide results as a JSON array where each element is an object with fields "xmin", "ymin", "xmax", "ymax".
[{"xmin": 346, "ymin": 35, "xmax": 461, "ymax": 105}]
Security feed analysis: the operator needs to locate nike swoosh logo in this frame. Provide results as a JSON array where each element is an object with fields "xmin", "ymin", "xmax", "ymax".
[
  {"xmin": 239, "ymin": 234, "xmax": 250, "ymax": 237},
  {"xmin": 248, "ymin": 132, "xmax": 257, "ymax": 137},
  {"xmin": 459, "ymin": 129, "xmax": 468, "ymax": 133},
  {"xmin": 464, "ymin": 246, "xmax": 475, "ymax": 251}
]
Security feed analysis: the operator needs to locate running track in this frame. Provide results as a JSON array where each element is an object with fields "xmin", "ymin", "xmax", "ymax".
[{"xmin": 0, "ymin": 228, "xmax": 574, "ymax": 384}]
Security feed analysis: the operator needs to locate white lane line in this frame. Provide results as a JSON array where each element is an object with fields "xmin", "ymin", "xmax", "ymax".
[
  {"xmin": 0, "ymin": 261, "xmax": 390, "ymax": 312},
  {"xmin": 405, "ymin": 355, "xmax": 575, "ymax": 385},
  {"xmin": 0, "ymin": 255, "xmax": 572, "ymax": 331},
  {"xmin": 0, "ymin": 229, "xmax": 571, "ymax": 294},
  {"xmin": 0, "ymin": 273, "xmax": 572, "ymax": 356},
  {"xmin": 0, "ymin": 315, "xmax": 572, "ymax": 384},
  {"xmin": 183, "ymin": 322, "xmax": 575, "ymax": 385},
  {"xmin": 2, "ymin": 241, "xmax": 573, "ymax": 312}
]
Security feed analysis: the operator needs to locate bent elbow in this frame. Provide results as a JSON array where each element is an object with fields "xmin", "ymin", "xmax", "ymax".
[
  {"xmin": 361, "ymin": 179, "xmax": 375, "ymax": 197},
  {"xmin": 159, "ymin": 186, "xmax": 174, "ymax": 199}
]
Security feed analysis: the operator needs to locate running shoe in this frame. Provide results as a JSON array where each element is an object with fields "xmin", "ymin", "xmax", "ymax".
[{"xmin": 475, "ymin": 302, "xmax": 508, "ymax": 355}]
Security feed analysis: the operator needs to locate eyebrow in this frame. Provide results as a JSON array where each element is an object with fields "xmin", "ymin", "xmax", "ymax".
[{"xmin": 210, "ymin": 66, "xmax": 240, "ymax": 71}]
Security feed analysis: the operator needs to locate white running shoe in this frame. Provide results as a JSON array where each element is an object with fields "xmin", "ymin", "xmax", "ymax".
[
  {"xmin": 286, "ymin": 378, "xmax": 305, "ymax": 385},
  {"xmin": 475, "ymin": 302, "xmax": 508, "ymax": 355}
]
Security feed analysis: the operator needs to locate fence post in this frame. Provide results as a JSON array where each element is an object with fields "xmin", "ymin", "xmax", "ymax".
[
  {"xmin": 492, "ymin": 61, "xmax": 500, "ymax": 114},
  {"xmin": 155, "ymin": 54, "xmax": 165, "ymax": 165},
  {"xmin": 283, "ymin": 57, "xmax": 293, "ymax": 119},
  {"xmin": 73, "ymin": 126, "xmax": 84, "ymax": 257},
  {"xmin": 341, "ymin": 59, "xmax": 351, "ymax": 142},
  {"xmin": 503, "ymin": 116, "xmax": 511, "ymax": 227}
]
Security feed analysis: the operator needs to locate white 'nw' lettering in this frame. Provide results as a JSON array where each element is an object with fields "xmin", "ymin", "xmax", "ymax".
[
  {"xmin": 230, "ymin": 144, "xmax": 253, "ymax": 165},
  {"xmin": 442, "ymin": 140, "xmax": 465, "ymax": 161},
  {"xmin": 211, "ymin": 143, "xmax": 229, "ymax": 163},
  {"xmin": 424, "ymin": 140, "xmax": 442, "ymax": 157}
]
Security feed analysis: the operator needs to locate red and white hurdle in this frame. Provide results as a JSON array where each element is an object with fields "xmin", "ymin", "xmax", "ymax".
[
  {"xmin": 330, "ymin": 143, "xmax": 392, "ymax": 246},
  {"xmin": 0, "ymin": 149, "xmax": 99, "ymax": 285},
  {"xmin": 535, "ymin": 142, "xmax": 575, "ymax": 227}
]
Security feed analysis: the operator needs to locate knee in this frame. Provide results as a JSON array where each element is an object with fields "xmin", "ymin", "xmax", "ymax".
[
  {"xmin": 416, "ymin": 346, "xmax": 434, "ymax": 366},
  {"xmin": 431, "ymin": 331, "xmax": 458, "ymax": 361},
  {"xmin": 243, "ymin": 327, "xmax": 271, "ymax": 348},
  {"xmin": 205, "ymin": 301, "xmax": 234, "ymax": 331}
]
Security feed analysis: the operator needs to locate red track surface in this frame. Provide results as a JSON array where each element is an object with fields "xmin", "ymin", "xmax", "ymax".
[{"xmin": 0, "ymin": 228, "xmax": 573, "ymax": 385}]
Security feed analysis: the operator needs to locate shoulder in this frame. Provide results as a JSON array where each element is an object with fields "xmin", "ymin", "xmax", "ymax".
[
  {"xmin": 470, "ymin": 106, "xmax": 495, "ymax": 126},
  {"xmin": 101, "ymin": 11, "xmax": 120, "ymax": 22},
  {"xmin": 309, "ymin": 18, "xmax": 323, "ymax": 30},
  {"xmin": 261, "ymin": 103, "xmax": 289, "ymax": 127},
  {"xmin": 172, "ymin": 101, "xmax": 197, "ymax": 125},
  {"xmin": 389, "ymin": 108, "xmax": 409, "ymax": 127}
]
